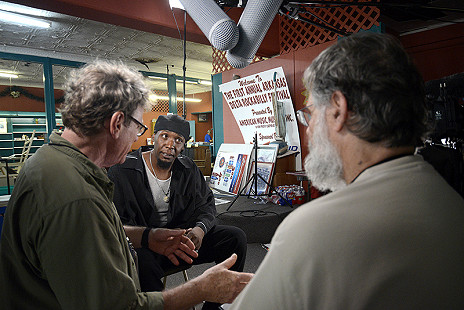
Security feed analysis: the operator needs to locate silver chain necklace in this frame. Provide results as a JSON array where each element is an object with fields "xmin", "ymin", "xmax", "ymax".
[{"xmin": 149, "ymin": 150, "xmax": 171, "ymax": 203}]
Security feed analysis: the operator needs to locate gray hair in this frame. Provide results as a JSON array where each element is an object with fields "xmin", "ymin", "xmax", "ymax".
[
  {"xmin": 60, "ymin": 61, "xmax": 149, "ymax": 136},
  {"xmin": 303, "ymin": 32, "xmax": 429, "ymax": 147}
]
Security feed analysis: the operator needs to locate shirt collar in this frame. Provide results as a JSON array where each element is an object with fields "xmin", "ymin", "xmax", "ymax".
[{"xmin": 351, "ymin": 153, "xmax": 414, "ymax": 183}]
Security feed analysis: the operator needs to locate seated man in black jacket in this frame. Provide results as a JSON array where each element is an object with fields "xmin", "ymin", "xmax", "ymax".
[{"xmin": 108, "ymin": 114, "xmax": 247, "ymax": 310}]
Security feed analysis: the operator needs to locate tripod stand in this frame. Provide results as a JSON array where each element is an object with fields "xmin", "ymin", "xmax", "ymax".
[{"xmin": 226, "ymin": 132, "xmax": 292, "ymax": 211}]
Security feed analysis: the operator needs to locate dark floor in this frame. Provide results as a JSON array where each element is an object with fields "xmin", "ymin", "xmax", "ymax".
[{"xmin": 164, "ymin": 243, "xmax": 269, "ymax": 309}]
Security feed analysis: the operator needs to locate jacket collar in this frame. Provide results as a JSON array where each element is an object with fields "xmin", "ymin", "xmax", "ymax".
[{"xmin": 48, "ymin": 132, "xmax": 113, "ymax": 199}]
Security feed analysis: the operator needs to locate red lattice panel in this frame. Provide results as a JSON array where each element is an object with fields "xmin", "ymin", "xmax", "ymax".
[
  {"xmin": 151, "ymin": 90, "xmax": 169, "ymax": 113},
  {"xmin": 150, "ymin": 90, "xmax": 188, "ymax": 114},
  {"xmin": 212, "ymin": 1, "xmax": 380, "ymax": 73},
  {"xmin": 212, "ymin": 48, "xmax": 266, "ymax": 74},
  {"xmin": 280, "ymin": 1, "xmax": 380, "ymax": 54}
]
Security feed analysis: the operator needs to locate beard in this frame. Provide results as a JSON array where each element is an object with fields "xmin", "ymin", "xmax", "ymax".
[
  {"xmin": 304, "ymin": 113, "xmax": 346, "ymax": 192},
  {"xmin": 157, "ymin": 157, "xmax": 173, "ymax": 170}
]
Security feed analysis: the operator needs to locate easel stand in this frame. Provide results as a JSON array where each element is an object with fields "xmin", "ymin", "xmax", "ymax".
[{"xmin": 226, "ymin": 133, "xmax": 292, "ymax": 211}]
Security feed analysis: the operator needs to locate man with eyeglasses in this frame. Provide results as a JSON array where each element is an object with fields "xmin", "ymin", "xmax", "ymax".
[
  {"xmin": 229, "ymin": 32, "xmax": 464, "ymax": 309},
  {"xmin": 108, "ymin": 114, "xmax": 247, "ymax": 310},
  {"xmin": 129, "ymin": 114, "xmax": 149, "ymax": 137},
  {"xmin": 0, "ymin": 61, "xmax": 252, "ymax": 310}
]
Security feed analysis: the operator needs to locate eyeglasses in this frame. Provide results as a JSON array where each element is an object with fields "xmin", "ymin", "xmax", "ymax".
[
  {"xmin": 296, "ymin": 105, "xmax": 313, "ymax": 127},
  {"xmin": 128, "ymin": 115, "xmax": 148, "ymax": 136}
]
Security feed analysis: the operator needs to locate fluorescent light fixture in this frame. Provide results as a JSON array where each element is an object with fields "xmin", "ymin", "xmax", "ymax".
[
  {"xmin": 177, "ymin": 79, "xmax": 212, "ymax": 86},
  {"xmin": 0, "ymin": 72, "xmax": 18, "ymax": 78},
  {"xmin": 0, "ymin": 10, "xmax": 51, "ymax": 28},
  {"xmin": 169, "ymin": 0, "xmax": 185, "ymax": 10},
  {"xmin": 181, "ymin": 97, "xmax": 202, "ymax": 103},
  {"xmin": 147, "ymin": 76, "xmax": 167, "ymax": 81},
  {"xmin": 199, "ymin": 80, "xmax": 212, "ymax": 86},
  {"xmin": 148, "ymin": 94, "xmax": 158, "ymax": 101},
  {"xmin": 178, "ymin": 79, "xmax": 200, "ymax": 85},
  {"xmin": 148, "ymin": 75, "xmax": 212, "ymax": 86},
  {"xmin": 0, "ymin": 3, "xmax": 47, "ymax": 17},
  {"xmin": 149, "ymin": 94, "xmax": 201, "ymax": 103}
]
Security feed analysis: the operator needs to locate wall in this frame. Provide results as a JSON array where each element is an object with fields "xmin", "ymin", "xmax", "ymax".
[
  {"xmin": 400, "ymin": 24, "xmax": 464, "ymax": 82},
  {"xmin": 184, "ymin": 91, "xmax": 213, "ymax": 142},
  {"xmin": 216, "ymin": 24, "xmax": 464, "ymax": 162},
  {"xmin": 218, "ymin": 40, "xmax": 336, "ymax": 161},
  {"xmin": 0, "ymin": 85, "xmax": 62, "ymax": 112}
]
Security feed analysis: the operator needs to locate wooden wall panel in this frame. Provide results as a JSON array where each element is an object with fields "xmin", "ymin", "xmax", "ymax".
[
  {"xmin": 0, "ymin": 85, "xmax": 62, "ymax": 112},
  {"xmin": 292, "ymin": 40, "xmax": 336, "ymax": 160},
  {"xmin": 400, "ymin": 24, "xmax": 464, "ymax": 81}
]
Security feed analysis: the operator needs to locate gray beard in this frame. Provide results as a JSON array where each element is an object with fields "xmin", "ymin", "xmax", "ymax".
[{"xmin": 304, "ymin": 114, "xmax": 346, "ymax": 192}]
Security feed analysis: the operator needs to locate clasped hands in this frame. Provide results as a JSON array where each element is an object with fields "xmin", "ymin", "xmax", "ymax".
[{"xmin": 147, "ymin": 227, "xmax": 204, "ymax": 266}]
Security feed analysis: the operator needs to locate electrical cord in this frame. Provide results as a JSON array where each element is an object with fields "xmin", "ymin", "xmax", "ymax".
[
  {"xmin": 216, "ymin": 209, "xmax": 281, "ymax": 218},
  {"xmin": 170, "ymin": 7, "xmax": 183, "ymax": 41}
]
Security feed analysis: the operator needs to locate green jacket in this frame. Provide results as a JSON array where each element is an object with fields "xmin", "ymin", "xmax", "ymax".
[{"xmin": 0, "ymin": 132, "xmax": 163, "ymax": 310}]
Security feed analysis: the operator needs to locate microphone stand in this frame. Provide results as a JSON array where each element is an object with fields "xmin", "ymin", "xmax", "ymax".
[
  {"xmin": 226, "ymin": 132, "xmax": 292, "ymax": 211},
  {"xmin": 182, "ymin": 9, "xmax": 187, "ymax": 119}
]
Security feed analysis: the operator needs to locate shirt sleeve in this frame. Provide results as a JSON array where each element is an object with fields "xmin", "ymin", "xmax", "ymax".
[
  {"xmin": 34, "ymin": 197, "xmax": 163, "ymax": 310},
  {"xmin": 108, "ymin": 165, "xmax": 138, "ymax": 226}
]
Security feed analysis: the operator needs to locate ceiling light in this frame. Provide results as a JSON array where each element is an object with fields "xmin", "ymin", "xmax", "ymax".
[
  {"xmin": 169, "ymin": 0, "xmax": 185, "ymax": 10},
  {"xmin": 0, "ymin": 72, "xmax": 18, "ymax": 78},
  {"xmin": 147, "ymin": 76, "xmax": 167, "ymax": 81},
  {"xmin": 0, "ymin": 3, "xmax": 47, "ymax": 17},
  {"xmin": 180, "ymin": 97, "xmax": 202, "ymax": 103},
  {"xmin": 149, "ymin": 94, "xmax": 201, "ymax": 103},
  {"xmin": 148, "ymin": 75, "xmax": 212, "ymax": 86},
  {"xmin": 0, "ymin": 10, "xmax": 51, "ymax": 28},
  {"xmin": 199, "ymin": 80, "xmax": 212, "ymax": 86},
  {"xmin": 177, "ymin": 79, "xmax": 213, "ymax": 86},
  {"xmin": 148, "ymin": 94, "xmax": 158, "ymax": 102},
  {"xmin": 177, "ymin": 79, "xmax": 199, "ymax": 85}
]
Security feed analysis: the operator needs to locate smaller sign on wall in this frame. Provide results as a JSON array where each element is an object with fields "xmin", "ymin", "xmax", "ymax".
[
  {"xmin": 0, "ymin": 118, "xmax": 7, "ymax": 134},
  {"xmin": 198, "ymin": 113, "xmax": 208, "ymax": 122}
]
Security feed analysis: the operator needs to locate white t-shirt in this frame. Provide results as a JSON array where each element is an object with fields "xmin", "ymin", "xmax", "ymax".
[{"xmin": 142, "ymin": 154, "xmax": 170, "ymax": 227}]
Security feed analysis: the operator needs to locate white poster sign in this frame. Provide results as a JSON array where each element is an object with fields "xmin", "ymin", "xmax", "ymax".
[{"xmin": 219, "ymin": 67, "xmax": 301, "ymax": 169}]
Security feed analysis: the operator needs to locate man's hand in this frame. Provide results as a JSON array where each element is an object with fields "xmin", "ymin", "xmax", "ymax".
[
  {"xmin": 162, "ymin": 254, "xmax": 253, "ymax": 310},
  {"xmin": 197, "ymin": 253, "xmax": 254, "ymax": 304},
  {"xmin": 185, "ymin": 226, "xmax": 205, "ymax": 250},
  {"xmin": 148, "ymin": 228, "xmax": 198, "ymax": 265}
]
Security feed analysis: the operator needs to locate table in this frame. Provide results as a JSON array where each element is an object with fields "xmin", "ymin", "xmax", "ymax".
[{"xmin": 286, "ymin": 170, "xmax": 310, "ymax": 201}]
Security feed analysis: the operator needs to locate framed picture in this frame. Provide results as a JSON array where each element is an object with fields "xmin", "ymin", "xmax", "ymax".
[
  {"xmin": 246, "ymin": 161, "xmax": 275, "ymax": 195},
  {"xmin": 0, "ymin": 118, "xmax": 7, "ymax": 134},
  {"xmin": 198, "ymin": 113, "xmax": 207, "ymax": 122}
]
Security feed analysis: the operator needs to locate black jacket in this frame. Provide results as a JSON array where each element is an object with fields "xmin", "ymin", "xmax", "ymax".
[{"xmin": 107, "ymin": 146, "xmax": 217, "ymax": 233}]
